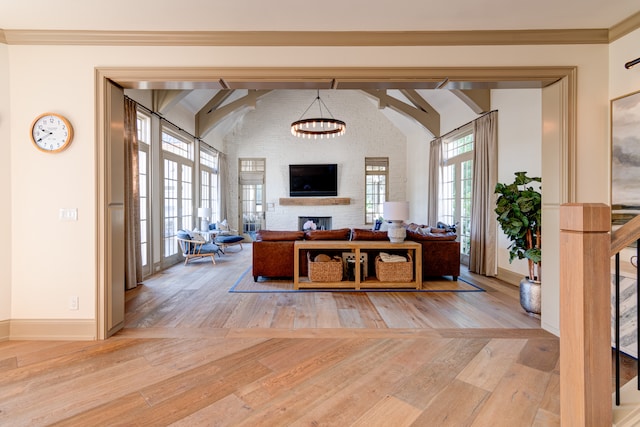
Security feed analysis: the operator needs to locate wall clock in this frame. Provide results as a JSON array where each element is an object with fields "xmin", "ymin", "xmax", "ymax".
[{"xmin": 30, "ymin": 112, "xmax": 74, "ymax": 153}]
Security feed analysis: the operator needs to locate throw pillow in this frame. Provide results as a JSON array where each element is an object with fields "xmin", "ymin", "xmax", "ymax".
[
  {"xmin": 191, "ymin": 232, "xmax": 206, "ymax": 243},
  {"xmin": 176, "ymin": 230, "xmax": 193, "ymax": 240},
  {"xmin": 217, "ymin": 219, "xmax": 230, "ymax": 232},
  {"xmin": 418, "ymin": 227, "xmax": 432, "ymax": 235}
]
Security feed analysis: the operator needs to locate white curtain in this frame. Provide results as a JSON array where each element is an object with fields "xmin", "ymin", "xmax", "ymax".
[
  {"xmin": 427, "ymin": 137, "xmax": 442, "ymax": 227},
  {"xmin": 469, "ymin": 111, "xmax": 498, "ymax": 276}
]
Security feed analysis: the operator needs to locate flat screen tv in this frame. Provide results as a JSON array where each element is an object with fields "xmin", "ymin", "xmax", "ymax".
[{"xmin": 289, "ymin": 164, "xmax": 338, "ymax": 197}]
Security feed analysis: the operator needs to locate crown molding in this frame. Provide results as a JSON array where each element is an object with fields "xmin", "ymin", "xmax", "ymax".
[
  {"xmin": 0, "ymin": 28, "xmax": 610, "ymax": 47},
  {"xmin": 609, "ymin": 11, "xmax": 640, "ymax": 42}
]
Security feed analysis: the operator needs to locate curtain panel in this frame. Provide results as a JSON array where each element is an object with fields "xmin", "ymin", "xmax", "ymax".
[
  {"xmin": 427, "ymin": 137, "xmax": 442, "ymax": 227},
  {"xmin": 124, "ymin": 98, "xmax": 143, "ymax": 290},
  {"xmin": 469, "ymin": 111, "xmax": 498, "ymax": 276}
]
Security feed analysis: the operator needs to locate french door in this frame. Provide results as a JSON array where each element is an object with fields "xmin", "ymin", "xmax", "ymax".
[{"xmin": 440, "ymin": 129, "xmax": 474, "ymax": 265}]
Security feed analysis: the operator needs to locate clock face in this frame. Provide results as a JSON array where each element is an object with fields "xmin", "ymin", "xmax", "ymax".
[{"xmin": 31, "ymin": 113, "xmax": 73, "ymax": 153}]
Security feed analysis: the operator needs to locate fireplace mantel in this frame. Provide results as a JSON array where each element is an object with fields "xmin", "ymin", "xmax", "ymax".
[{"xmin": 279, "ymin": 197, "xmax": 350, "ymax": 206}]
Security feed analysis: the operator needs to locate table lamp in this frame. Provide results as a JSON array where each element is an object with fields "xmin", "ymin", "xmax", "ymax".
[
  {"xmin": 198, "ymin": 207, "xmax": 212, "ymax": 231},
  {"xmin": 384, "ymin": 201, "xmax": 409, "ymax": 243}
]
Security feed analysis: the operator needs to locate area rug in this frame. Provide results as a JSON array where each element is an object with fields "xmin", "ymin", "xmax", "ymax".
[{"xmin": 229, "ymin": 267, "xmax": 484, "ymax": 293}]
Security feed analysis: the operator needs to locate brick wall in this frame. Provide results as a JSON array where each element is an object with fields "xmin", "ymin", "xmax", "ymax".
[{"xmin": 225, "ymin": 90, "xmax": 408, "ymax": 231}]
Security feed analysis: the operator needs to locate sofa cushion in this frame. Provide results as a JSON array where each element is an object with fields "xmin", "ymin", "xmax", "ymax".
[
  {"xmin": 351, "ymin": 228, "xmax": 389, "ymax": 241},
  {"xmin": 255, "ymin": 230, "xmax": 305, "ymax": 241},
  {"xmin": 215, "ymin": 235, "xmax": 244, "ymax": 244},
  {"xmin": 406, "ymin": 229, "xmax": 457, "ymax": 241},
  {"xmin": 304, "ymin": 228, "xmax": 351, "ymax": 241},
  {"xmin": 187, "ymin": 242, "xmax": 219, "ymax": 255}
]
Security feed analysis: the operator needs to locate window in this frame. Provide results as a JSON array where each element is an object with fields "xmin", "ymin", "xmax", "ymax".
[
  {"xmin": 200, "ymin": 148, "xmax": 220, "ymax": 223},
  {"xmin": 137, "ymin": 112, "xmax": 151, "ymax": 275},
  {"xmin": 162, "ymin": 129, "xmax": 193, "ymax": 262},
  {"xmin": 365, "ymin": 157, "xmax": 388, "ymax": 224},
  {"xmin": 239, "ymin": 158, "xmax": 265, "ymax": 237},
  {"xmin": 439, "ymin": 128, "xmax": 473, "ymax": 262},
  {"xmin": 162, "ymin": 131, "xmax": 193, "ymax": 160}
]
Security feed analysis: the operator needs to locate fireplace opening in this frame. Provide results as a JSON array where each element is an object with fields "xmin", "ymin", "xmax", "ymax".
[{"xmin": 299, "ymin": 216, "xmax": 332, "ymax": 231}]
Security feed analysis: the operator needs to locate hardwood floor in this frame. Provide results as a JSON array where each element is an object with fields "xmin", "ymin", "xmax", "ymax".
[{"xmin": 1, "ymin": 244, "xmax": 563, "ymax": 426}]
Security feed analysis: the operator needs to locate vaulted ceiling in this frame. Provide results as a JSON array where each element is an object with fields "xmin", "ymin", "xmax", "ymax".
[{"xmin": 150, "ymin": 87, "xmax": 493, "ymax": 139}]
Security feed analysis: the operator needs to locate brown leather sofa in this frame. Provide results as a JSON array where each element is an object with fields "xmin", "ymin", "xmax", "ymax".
[
  {"xmin": 252, "ymin": 228, "xmax": 351, "ymax": 281},
  {"xmin": 350, "ymin": 227, "xmax": 460, "ymax": 280},
  {"xmin": 252, "ymin": 225, "xmax": 460, "ymax": 282}
]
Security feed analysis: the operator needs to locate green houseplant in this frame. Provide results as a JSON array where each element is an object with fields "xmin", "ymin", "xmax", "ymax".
[{"xmin": 494, "ymin": 172, "xmax": 542, "ymax": 313}]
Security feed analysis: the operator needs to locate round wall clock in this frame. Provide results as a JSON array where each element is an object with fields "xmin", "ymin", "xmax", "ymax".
[{"xmin": 30, "ymin": 112, "xmax": 74, "ymax": 153}]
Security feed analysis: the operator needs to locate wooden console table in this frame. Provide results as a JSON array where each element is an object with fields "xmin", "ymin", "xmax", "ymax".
[{"xmin": 294, "ymin": 240, "xmax": 422, "ymax": 290}]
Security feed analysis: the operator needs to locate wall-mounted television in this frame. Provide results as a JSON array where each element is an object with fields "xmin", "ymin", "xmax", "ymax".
[{"xmin": 289, "ymin": 164, "xmax": 338, "ymax": 197}]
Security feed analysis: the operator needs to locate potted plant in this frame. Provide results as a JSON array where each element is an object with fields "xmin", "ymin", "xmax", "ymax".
[{"xmin": 494, "ymin": 172, "xmax": 542, "ymax": 314}]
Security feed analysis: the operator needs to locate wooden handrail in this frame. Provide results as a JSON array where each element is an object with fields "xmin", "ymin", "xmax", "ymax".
[{"xmin": 611, "ymin": 214, "xmax": 640, "ymax": 256}]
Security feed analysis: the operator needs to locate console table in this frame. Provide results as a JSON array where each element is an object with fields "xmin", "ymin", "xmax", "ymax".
[{"xmin": 294, "ymin": 240, "xmax": 422, "ymax": 290}]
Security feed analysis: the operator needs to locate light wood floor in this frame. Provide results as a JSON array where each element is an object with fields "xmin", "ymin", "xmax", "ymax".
[{"xmin": 1, "ymin": 244, "xmax": 563, "ymax": 426}]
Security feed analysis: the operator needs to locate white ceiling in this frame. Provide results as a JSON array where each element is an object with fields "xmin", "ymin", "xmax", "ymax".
[{"xmin": 0, "ymin": 0, "xmax": 638, "ymax": 32}]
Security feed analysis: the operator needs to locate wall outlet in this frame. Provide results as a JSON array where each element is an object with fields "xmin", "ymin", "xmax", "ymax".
[{"xmin": 69, "ymin": 296, "xmax": 79, "ymax": 310}]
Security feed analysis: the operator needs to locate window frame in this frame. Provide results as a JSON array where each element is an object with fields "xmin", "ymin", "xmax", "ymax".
[
  {"xmin": 200, "ymin": 147, "xmax": 220, "ymax": 223},
  {"xmin": 136, "ymin": 111, "xmax": 152, "ymax": 278},
  {"xmin": 440, "ymin": 126, "xmax": 474, "ymax": 263},
  {"xmin": 364, "ymin": 157, "xmax": 389, "ymax": 225},
  {"xmin": 161, "ymin": 127, "xmax": 194, "ymax": 266}
]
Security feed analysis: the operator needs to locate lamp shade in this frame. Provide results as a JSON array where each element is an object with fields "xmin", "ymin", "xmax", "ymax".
[
  {"xmin": 198, "ymin": 207, "xmax": 212, "ymax": 219},
  {"xmin": 383, "ymin": 201, "xmax": 409, "ymax": 221}
]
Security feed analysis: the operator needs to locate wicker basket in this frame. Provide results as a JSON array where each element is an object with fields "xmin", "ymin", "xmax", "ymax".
[
  {"xmin": 375, "ymin": 253, "xmax": 413, "ymax": 282},
  {"xmin": 307, "ymin": 252, "xmax": 343, "ymax": 282}
]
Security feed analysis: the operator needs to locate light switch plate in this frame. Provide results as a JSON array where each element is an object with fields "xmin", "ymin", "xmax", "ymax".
[{"xmin": 59, "ymin": 208, "xmax": 78, "ymax": 221}]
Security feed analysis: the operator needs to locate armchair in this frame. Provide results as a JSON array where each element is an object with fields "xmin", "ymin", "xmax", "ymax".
[{"xmin": 176, "ymin": 230, "xmax": 220, "ymax": 265}]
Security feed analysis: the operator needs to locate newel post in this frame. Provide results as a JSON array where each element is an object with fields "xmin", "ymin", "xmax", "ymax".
[{"xmin": 560, "ymin": 203, "xmax": 611, "ymax": 426}]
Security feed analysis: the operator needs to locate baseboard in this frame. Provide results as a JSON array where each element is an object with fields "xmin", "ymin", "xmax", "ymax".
[
  {"xmin": 0, "ymin": 319, "xmax": 9, "ymax": 342},
  {"xmin": 9, "ymin": 319, "xmax": 96, "ymax": 341},
  {"xmin": 497, "ymin": 267, "xmax": 524, "ymax": 287}
]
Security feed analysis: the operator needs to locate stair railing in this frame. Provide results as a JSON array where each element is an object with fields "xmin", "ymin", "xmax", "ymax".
[
  {"xmin": 611, "ymin": 213, "xmax": 640, "ymax": 406},
  {"xmin": 560, "ymin": 204, "xmax": 640, "ymax": 426}
]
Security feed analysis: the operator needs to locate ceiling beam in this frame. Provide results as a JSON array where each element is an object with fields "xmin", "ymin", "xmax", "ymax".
[
  {"xmin": 362, "ymin": 89, "xmax": 439, "ymax": 136},
  {"xmin": 450, "ymin": 89, "xmax": 491, "ymax": 114},
  {"xmin": 197, "ymin": 90, "xmax": 235, "ymax": 116},
  {"xmin": 152, "ymin": 90, "xmax": 192, "ymax": 114},
  {"xmin": 399, "ymin": 89, "xmax": 441, "ymax": 119},
  {"xmin": 196, "ymin": 90, "xmax": 271, "ymax": 137}
]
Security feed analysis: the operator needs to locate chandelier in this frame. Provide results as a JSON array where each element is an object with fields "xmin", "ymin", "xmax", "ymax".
[{"xmin": 291, "ymin": 90, "xmax": 346, "ymax": 139}]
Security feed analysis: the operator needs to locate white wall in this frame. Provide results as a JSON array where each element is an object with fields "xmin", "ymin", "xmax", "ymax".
[
  {"xmin": 224, "ymin": 90, "xmax": 408, "ymax": 230},
  {"xmin": 493, "ymin": 89, "xmax": 543, "ymax": 278},
  {"xmin": 2, "ymin": 42, "xmax": 611, "ymax": 337},
  {"xmin": 0, "ymin": 43, "xmax": 11, "ymax": 323},
  {"xmin": 403, "ymin": 123, "xmax": 432, "ymax": 226}
]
